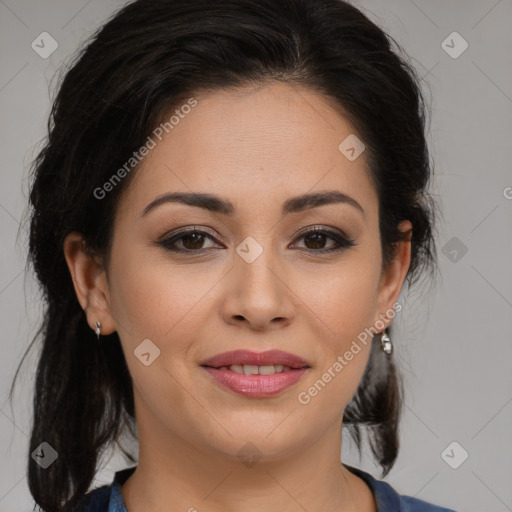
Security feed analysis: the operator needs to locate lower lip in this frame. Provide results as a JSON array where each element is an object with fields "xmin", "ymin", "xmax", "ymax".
[{"xmin": 201, "ymin": 366, "xmax": 309, "ymax": 397}]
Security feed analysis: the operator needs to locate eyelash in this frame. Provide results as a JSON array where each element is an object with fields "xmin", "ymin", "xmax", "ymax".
[{"xmin": 157, "ymin": 226, "xmax": 356, "ymax": 254}]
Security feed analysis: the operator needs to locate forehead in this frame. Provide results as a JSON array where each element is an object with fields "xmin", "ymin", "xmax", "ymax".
[{"xmin": 116, "ymin": 82, "xmax": 377, "ymax": 222}]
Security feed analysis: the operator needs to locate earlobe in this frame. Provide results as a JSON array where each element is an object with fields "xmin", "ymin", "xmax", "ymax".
[
  {"xmin": 63, "ymin": 232, "xmax": 116, "ymax": 335},
  {"xmin": 375, "ymin": 220, "xmax": 412, "ymax": 324}
]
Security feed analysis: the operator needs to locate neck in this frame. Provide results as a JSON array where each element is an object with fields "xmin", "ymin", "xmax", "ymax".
[{"xmin": 121, "ymin": 399, "xmax": 376, "ymax": 512}]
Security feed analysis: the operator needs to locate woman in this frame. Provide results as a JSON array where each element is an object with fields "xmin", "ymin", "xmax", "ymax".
[{"xmin": 13, "ymin": 0, "xmax": 455, "ymax": 510}]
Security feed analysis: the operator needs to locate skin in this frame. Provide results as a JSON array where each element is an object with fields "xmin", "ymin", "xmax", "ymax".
[{"xmin": 64, "ymin": 81, "xmax": 411, "ymax": 512}]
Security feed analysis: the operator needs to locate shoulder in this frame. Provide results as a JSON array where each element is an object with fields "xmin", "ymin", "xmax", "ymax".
[
  {"xmin": 398, "ymin": 493, "xmax": 457, "ymax": 512},
  {"xmin": 345, "ymin": 465, "xmax": 457, "ymax": 512},
  {"xmin": 72, "ymin": 484, "xmax": 111, "ymax": 512},
  {"xmin": 72, "ymin": 466, "xmax": 136, "ymax": 512}
]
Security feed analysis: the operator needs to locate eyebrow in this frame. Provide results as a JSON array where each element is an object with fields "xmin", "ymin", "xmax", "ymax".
[{"xmin": 141, "ymin": 190, "xmax": 365, "ymax": 218}]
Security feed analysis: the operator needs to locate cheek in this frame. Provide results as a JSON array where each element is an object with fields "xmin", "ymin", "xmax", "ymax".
[
  {"xmin": 295, "ymin": 271, "xmax": 376, "ymax": 414},
  {"xmin": 294, "ymin": 255, "xmax": 381, "ymax": 348},
  {"xmin": 107, "ymin": 240, "xmax": 218, "ymax": 341},
  {"xmin": 107, "ymin": 248, "xmax": 209, "ymax": 411},
  {"xmin": 290, "ymin": 252, "xmax": 380, "ymax": 407}
]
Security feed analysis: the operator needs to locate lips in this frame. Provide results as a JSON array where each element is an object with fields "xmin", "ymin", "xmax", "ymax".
[
  {"xmin": 200, "ymin": 349, "xmax": 310, "ymax": 369},
  {"xmin": 200, "ymin": 350, "xmax": 311, "ymax": 398}
]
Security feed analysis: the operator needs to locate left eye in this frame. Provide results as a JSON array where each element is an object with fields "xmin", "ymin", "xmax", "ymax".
[
  {"xmin": 158, "ymin": 227, "xmax": 355, "ymax": 253},
  {"xmin": 292, "ymin": 227, "xmax": 356, "ymax": 252}
]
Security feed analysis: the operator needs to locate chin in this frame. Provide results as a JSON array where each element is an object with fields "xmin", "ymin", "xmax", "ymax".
[{"xmin": 200, "ymin": 424, "xmax": 310, "ymax": 462}]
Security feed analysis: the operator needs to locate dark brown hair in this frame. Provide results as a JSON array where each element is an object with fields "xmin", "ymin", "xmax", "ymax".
[{"xmin": 11, "ymin": 0, "xmax": 437, "ymax": 510}]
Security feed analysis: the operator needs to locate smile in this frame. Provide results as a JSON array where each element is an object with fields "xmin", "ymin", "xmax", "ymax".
[{"xmin": 199, "ymin": 349, "xmax": 311, "ymax": 397}]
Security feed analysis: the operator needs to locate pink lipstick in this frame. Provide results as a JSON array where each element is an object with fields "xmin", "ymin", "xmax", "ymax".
[{"xmin": 200, "ymin": 349, "xmax": 310, "ymax": 398}]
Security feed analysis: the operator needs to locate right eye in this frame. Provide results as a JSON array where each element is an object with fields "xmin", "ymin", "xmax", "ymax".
[{"xmin": 157, "ymin": 228, "xmax": 221, "ymax": 253}]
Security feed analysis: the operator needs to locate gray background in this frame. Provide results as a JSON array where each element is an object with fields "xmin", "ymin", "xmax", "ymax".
[{"xmin": 1, "ymin": 1, "xmax": 511, "ymax": 511}]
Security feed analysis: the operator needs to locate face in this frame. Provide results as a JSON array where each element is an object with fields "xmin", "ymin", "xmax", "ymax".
[{"xmin": 65, "ymin": 81, "xmax": 411, "ymax": 462}]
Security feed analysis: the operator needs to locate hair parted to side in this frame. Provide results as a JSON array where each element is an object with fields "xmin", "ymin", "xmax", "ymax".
[{"xmin": 10, "ymin": 0, "xmax": 438, "ymax": 510}]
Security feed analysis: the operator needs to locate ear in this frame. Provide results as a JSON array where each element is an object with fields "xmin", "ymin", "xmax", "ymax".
[
  {"xmin": 63, "ymin": 232, "xmax": 116, "ymax": 336},
  {"xmin": 374, "ymin": 220, "xmax": 412, "ymax": 327}
]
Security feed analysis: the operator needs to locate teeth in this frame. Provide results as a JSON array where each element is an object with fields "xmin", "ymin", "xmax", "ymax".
[
  {"xmin": 258, "ymin": 365, "xmax": 277, "ymax": 375},
  {"xmin": 243, "ymin": 364, "xmax": 259, "ymax": 375},
  {"xmin": 220, "ymin": 364, "xmax": 291, "ymax": 374}
]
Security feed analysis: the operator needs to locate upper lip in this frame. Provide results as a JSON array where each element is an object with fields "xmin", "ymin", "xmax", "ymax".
[{"xmin": 200, "ymin": 350, "xmax": 310, "ymax": 369}]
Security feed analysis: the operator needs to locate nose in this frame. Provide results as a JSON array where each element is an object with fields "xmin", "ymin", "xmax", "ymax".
[{"xmin": 221, "ymin": 245, "xmax": 295, "ymax": 331}]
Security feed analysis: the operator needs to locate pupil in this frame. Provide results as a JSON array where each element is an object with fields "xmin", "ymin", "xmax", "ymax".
[
  {"xmin": 305, "ymin": 233, "xmax": 325, "ymax": 249},
  {"xmin": 184, "ymin": 233, "xmax": 203, "ymax": 249}
]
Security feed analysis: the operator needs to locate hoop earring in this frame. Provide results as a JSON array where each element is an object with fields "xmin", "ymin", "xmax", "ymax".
[
  {"xmin": 94, "ymin": 321, "xmax": 102, "ymax": 340},
  {"xmin": 380, "ymin": 329, "xmax": 393, "ymax": 355}
]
